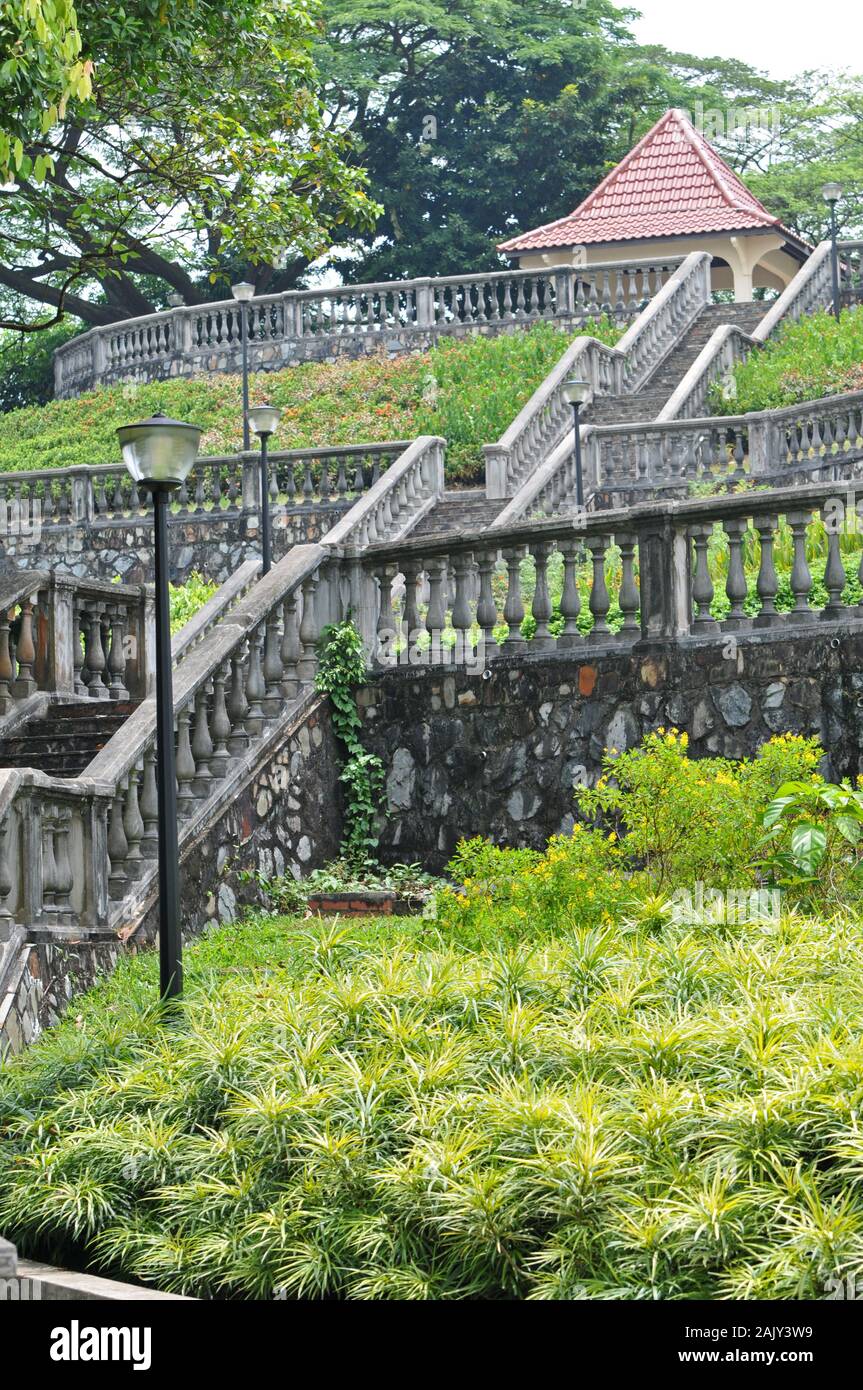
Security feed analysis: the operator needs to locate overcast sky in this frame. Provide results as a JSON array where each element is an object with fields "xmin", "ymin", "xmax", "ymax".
[{"xmin": 631, "ymin": 0, "xmax": 863, "ymax": 80}]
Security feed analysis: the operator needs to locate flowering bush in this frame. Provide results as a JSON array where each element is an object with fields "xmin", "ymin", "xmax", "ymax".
[{"xmin": 575, "ymin": 730, "xmax": 823, "ymax": 890}]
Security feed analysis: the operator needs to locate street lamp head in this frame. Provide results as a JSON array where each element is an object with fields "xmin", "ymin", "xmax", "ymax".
[
  {"xmin": 822, "ymin": 181, "xmax": 842, "ymax": 205},
  {"xmin": 166, "ymin": 292, "xmax": 184, "ymax": 308},
  {"xmin": 249, "ymin": 403, "xmax": 282, "ymax": 438},
  {"xmin": 231, "ymin": 281, "xmax": 255, "ymax": 302},
  {"xmin": 562, "ymin": 378, "xmax": 591, "ymax": 407},
  {"xmin": 116, "ymin": 411, "xmax": 201, "ymax": 489}
]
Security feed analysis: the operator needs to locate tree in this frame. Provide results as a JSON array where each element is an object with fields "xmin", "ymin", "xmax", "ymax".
[
  {"xmin": 0, "ymin": 0, "xmax": 378, "ymax": 331},
  {"xmin": 0, "ymin": 0, "xmax": 91, "ymax": 181},
  {"xmin": 313, "ymin": 2, "xmax": 861, "ymax": 281}
]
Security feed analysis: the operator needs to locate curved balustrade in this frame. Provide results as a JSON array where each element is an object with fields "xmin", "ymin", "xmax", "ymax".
[{"xmin": 53, "ymin": 259, "xmax": 684, "ymax": 398}]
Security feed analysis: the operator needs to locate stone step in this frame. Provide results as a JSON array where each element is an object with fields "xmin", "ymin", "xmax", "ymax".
[
  {"xmin": 0, "ymin": 700, "xmax": 140, "ymax": 778},
  {"xmin": 411, "ymin": 490, "xmax": 508, "ymax": 538}
]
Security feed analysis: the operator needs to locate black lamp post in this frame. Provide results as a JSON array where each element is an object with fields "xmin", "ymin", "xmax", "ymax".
[
  {"xmin": 249, "ymin": 403, "xmax": 282, "ymax": 575},
  {"xmin": 116, "ymin": 412, "xmax": 201, "ymax": 1001},
  {"xmin": 562, "ymin": 378, "xmax": 591, "ymax": 508},
  {"xmin": 231, "ymin": 281, "xmax": 255, "ymax": 450},
  {"xmin": 822, "ymin": 182, "xmax": 843, "ymax": 321}
]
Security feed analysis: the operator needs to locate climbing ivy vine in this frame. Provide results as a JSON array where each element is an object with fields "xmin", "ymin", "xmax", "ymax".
[{"xmin": 315, "ymin": 621, "xmax": 385, "ymax": 866}]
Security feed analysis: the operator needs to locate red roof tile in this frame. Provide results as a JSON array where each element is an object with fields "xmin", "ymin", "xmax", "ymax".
[{"xmin": 499, "ymin": 109, "xmax": 783, "ymax": 254}]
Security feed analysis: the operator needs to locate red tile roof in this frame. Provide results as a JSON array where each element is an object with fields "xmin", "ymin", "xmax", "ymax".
[{"xmin": 498, "ymin": 109, "xmax": 784, "ymax": 254}]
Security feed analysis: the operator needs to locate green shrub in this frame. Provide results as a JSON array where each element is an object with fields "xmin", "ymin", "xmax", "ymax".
[
  {"xmin": 713, "ymin": 307, "xmax": 863, "ymax": 414},
  {"xmin": 168, "ymin": 572, "xmax": 219, "ymax": 634},
  {"xmin": 576, "ymin": 730, "xmax": 823, "ymax": 890},
  {"xmin": 0, "ymin": 322, "xmax": 82, "ymax": 412},
  {"xmin": 5, "ymin": 906, "xmax": 863, "ymax": 1298}
]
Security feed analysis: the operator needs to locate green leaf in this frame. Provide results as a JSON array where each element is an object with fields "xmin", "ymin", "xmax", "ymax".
[{"xmin": 789, "ymin": 822, "xmax": 827, "ymax": 875}]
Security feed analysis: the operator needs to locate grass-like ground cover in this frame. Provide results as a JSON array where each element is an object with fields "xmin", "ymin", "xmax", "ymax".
[
  {"xmin": 3, "ymin": 733, "xmax": 863, "ymax": 1301},
  {"xmin": 714, "ymin": 306, "xmax": 863, "ymax": 413},
  {"xmin": 0, "ymin": 320, "xmax": 622, "ymax": 487}
]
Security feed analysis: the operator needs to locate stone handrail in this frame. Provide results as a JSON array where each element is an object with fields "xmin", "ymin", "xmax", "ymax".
[
  {"xmin": 53, "ymin": 258, "xmax": 685, "ymax": 399},
  {"xmin": 321, "ymin": 435, "xmax": 446, "ymax": 549},
  {"xmin": 498, "ymin": 390, "xmax": 863, "ymax": 521},
  {"xmin": 358, "ymin": 476, "xmax": 863, "ymax": 671},
  {"xmin": 0, "ymin": 440, "xmax": 411, "ymax": 532},
  {"xmin": 660, "ymin": 240, "xmax": 863, "ymax": 424},
  {"xmin": 482, "ymin": 252, "xmax": 712, "ymax": 499},
  {"xmin": 0, "ymin": 570, "xmax": 153, "ymax": 717}
]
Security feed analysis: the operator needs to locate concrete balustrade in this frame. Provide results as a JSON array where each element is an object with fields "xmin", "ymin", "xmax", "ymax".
[{"xmin": 52, "ymin": 259, "xmax": 684, "ymax": 399}]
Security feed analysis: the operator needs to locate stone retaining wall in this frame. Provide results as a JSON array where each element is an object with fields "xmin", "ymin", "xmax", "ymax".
[{"xmin": 358, "ymin": 629, "xmax": 862, "ymax": 870}]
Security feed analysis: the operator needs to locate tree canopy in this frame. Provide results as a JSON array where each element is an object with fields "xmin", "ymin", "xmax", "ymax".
[{"xmin": 0, "ymin": 0, "xmax": 377, "ymax": 329}]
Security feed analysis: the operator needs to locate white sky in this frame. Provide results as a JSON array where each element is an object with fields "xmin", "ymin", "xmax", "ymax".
[{"xmin": 630, "ymin": 0, "xmax": 863, "ymax": 80}]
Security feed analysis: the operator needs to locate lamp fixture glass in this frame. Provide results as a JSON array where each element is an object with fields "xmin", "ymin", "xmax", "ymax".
[
  {"xmin": 562, "ymin": 378, "xmax": 590, "ymax": 406},
  {"xmin": 116, "ymin": 412, "xmax": 201, "ymax": 488},
  {"xmin": 821, "ymin": 182, "xmax": 842, "ymax": 205},
  {"xmin": 249, "ymin": 403, "xmax": 282, "ymax": 437},
  {"xmin": 231, "ymin": 281, "xmax": 255, "ymax": 302}
]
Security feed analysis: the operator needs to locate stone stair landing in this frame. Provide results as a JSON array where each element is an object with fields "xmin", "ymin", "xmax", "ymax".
[{"xmin": 0, "ymin": 702, "xmax": 140, "ymax": 778}]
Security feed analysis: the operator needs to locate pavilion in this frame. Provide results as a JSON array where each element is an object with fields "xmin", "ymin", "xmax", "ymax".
[{"xmin": 498, "ymin": 108, "xmax": 809, "ymax": 301}]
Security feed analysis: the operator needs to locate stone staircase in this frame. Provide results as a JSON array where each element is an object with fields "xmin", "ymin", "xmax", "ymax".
[
  {"xmin": 416, "ymin": 301, "xmax": 768, "ymax": 534},
  {"xmin": 587, "ymin": 302, "xmax": 765, "ymax": 426},
  {"xmin": 0, "ymin": 702, "xmax": 139, "ymax": 777},
  {"xmin": 410, "ymin": 489, "xmax": 508, "ymax": 538}
]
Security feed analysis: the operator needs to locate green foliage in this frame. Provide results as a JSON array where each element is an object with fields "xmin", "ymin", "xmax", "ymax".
[
  {"xmin": 761, "ymin": 779, "xmax": 863, "ymax": 910},
  {"xmin": 168, "ymin": 572, "xmax": 218, "ymax": 635},
  {"xmin": 0, "ymin": 0, "xmax": 89, "ymax": 183},
  {"xmin": 0, "ymin": 321, "xmax": 80, "ymax": 411},
  {"xmin": 2, "ymin": 0, "xmax": 377, "ymax": 330},
  {"xmin": 0, "ymin": 325, "xmax": 580, "ymax": 484},
  {"xmin": 416, "ymin": 320, "xmax": 623, "ymax": 484},
  {"xmin": 713, "ymin": 308, "xmax": 863, "ymax": 414},
  {"xmin": 242, "ymin": 857, "xmax": 439, "ymax": 916},
  {"xmin": 6, "ymin": 900, "xmax": 863, "ymax": 1298},
  {"xmin": 315, "ymin": 620, "xmax": 385, "ymax": 865},
  {"xmin": 576, "ymin": 730, "xmax": 823, "ymax": 890},
  {"xmin": 438, "ymin": 831, "xmax": 637, "ymax": 945}
]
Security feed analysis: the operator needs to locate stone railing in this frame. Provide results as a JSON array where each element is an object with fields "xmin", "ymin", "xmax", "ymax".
[
  {"xmin": 0, "ymin": 440, "xmax": 410, "ymax": 530},
  {"xmin": 496, "ymin": 390, "xmax": 863, "ymax": 522},
  {"xmin": 482, "ymin": 252, "xmax": 712, "ymax": 499},
  {"xmin": 53, "ymin": 259, "xmax": 684, "ymax": 398},
  {"xmin": 357, "ymin": 477, "xmax": 863, "ymax": 671},
  {"xmin": 661, "ymin": 240, "xmax": 863, "ymax": 423},
  {"xmin": 0, "ymin": 544, "xmax": 333, "ymax": 942},
  {"xmin": 0, "ymin": 570, "xmax": 153, "ymax": 719}
]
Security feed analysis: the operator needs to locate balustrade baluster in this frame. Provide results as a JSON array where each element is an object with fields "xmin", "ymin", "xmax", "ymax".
[
  {"xmin": 106, "ymin": 607, "xmax": 129, "ymax": 699},
  {"xmin": 724, "ymin": 520, "xmax": 749, "ymax": 623},
  {"xmin": 690, "ymin": 527, "xmax": 716, "ymax": 630},
  {"xmin": 425, "ymin": 557, "xmax": 448, "ymax": 662},
  {"xmin": 400, "ymin": 560, "xmax": 423, "ymax": 665},
  {"xmin": 263, "ymin": 610, "xmax": 284, "ymax": 713},
  {"xmin": 244, "ymin": 629, "xmax": 266, "ymax": 734},
  {"xmin": 502, "ymin": 546, "xmax": 525, "ymax": 652},
  {"xmin": 298, "ymin": 573, "xmax": 320, "ymax": 681},
  {"xmin": 227, "ymin": 652, "xmax": 250, "ymax": 754},
  {"xmin": 175, "ymin": 707, "xmax": 197, "ymax": 814},
  {"xmin": 617, "ymin": 533, "xmax": 640, "ymax": 635},
  {"xmin": 451, "ymin": 553, "xmax": 475, "ymax": 663},
  {"xmin": 0, "ymin": 613, "xmax": 13, "ymax": 710},
  {"xmin": 823, "ymin": 507, "xmax": 846, "ymax": 619},
  {"xmin": 788, "ymin": 511, "xmax": 814, "ymax": 618},
  {"xmin": 122, "ymin": 771, "xmax": 145, "ymax": 877},
  {"xmin": 529, "ymin": 542, "xmax": 553, "ymax": 649},
  {"xmin": 15, "ymin": 601, "xmax": 36, "ymax": 696},
  {"xmin": 586, "ymin": 537, "xmax": 611, "ymax": 639},
  {"xmin": 210, "ymin": 666, "xmax": 232, "ymax": 778},
  {"xmin": 558, "ymin": 539, "xmax": 582, "ymax": 646},
  {"xmin": 191, "ymin": 685, "xmax": 214, "ymax": 796},
  {"xmin": 476, "ymin": 549, "xmax": 499, "ymax": 660},
  {"xmin": 754, "ymin": 517, "xmax": 780, "ymax": 626},
  {"xmin": 281, "ymin": 593, "xmax": 301, "ymax": 697},
  {"xmin": 107, "ymin": 791, "xmax": 128, "ymax": 898},
  {"xmin": 140, "ymin": 747, "xmax": 159, "ymax": 855},
  {"xmin": 41, "ymin": 811, "xmax": 58, "ymax": 913}
]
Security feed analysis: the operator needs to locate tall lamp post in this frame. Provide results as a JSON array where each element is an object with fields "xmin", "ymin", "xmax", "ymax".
[
  {"xmin": 116, "ymin": 412, "xmax": 201, "ymax": 1001},
  {"xmin": 231, "ymin": 281, "xmax": 255, "ymax": 450},
  {"xmin": 249, "ymin": 403, "xmax": 282, "ymax": 574},
  {"xmin": 822, "ymin": 182, "xmax": 843, "ymax": 321},
  {"xmin": 562, "ymin": 378, "xmax": 590, "ymax": 508}
]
